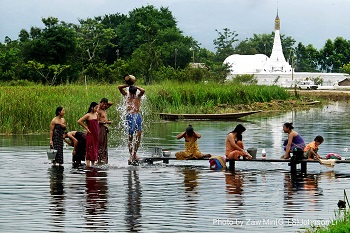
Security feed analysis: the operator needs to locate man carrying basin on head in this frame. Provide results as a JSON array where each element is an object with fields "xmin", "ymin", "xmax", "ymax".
[{"xmin": 118, "ymin": 75, "xmax": 145, "ymax": 165}]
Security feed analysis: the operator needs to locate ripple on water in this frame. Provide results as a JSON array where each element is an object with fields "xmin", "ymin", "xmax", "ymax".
[{"xmin": 2, "ymin": 102, "xmax": 350, "ymax": 232}]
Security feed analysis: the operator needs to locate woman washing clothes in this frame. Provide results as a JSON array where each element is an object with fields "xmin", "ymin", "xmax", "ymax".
[
  {"xmin": 281, "ymin": 122, "xmax": 306, "ymax": 159},
  {"xmin": 225, "ymin": 124, "xmax": 252, "ymax": 160}
]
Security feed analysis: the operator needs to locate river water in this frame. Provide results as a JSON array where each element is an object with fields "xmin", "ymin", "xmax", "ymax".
[{"xmin": 1, "ymin": 102, "xmax": 350, "ymax": 233}]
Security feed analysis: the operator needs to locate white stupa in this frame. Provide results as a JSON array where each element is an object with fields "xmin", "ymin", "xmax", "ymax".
[
  {"xmin": 262, "ymin": 13, "xmax": 292, "ymax": 73},
  {"xmin": 224, "ymin": 12, "xmax": 291, "ymax": 74},
  {"xmin": 224, "ymin": 11, "xmax": 348, "ymax": 87}
]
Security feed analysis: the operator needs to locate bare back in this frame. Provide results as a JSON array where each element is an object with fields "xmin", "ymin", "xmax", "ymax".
[{"xmin": 125, "ymin": 93, "xmax": 142, "ymax": 114}]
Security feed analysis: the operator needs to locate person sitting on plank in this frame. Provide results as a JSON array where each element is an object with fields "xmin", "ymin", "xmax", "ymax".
[
  {"xmin": 281, "ymin": 122, "xmax": 306, "ymax": 159},
  {"xmin": 175, "ymin": 125, "xmax": 211, "ymax": 160},
  {"xmin": 225, "ymin": 124, "xmax": 252, "ymax": 161}
]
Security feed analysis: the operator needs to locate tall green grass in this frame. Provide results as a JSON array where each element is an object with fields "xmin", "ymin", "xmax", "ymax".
[
  {"xmin": 146, "ymin": 81, "xmax": 291, "ymax": 113},
  {"xmin": 0, "ymin": 82, "xmax": 291, "ymax": 134},
  {"xmin": 0, "ymin": 85, "xmax": 123, "ymax": 134},
  {"xmin": 303, "ymin": 209, "xmax": 350, "ymax": 233}
]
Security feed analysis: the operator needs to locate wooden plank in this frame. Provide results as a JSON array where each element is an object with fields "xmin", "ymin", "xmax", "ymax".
[{"xmin": 142, "ymin": 157, "xmax": 350, "ymax": 163}]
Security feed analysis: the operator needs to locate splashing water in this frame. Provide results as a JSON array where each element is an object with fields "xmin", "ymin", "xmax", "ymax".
[{"xmin": 108, "ymin": 87, "xmax": 154, "ymax": 161}]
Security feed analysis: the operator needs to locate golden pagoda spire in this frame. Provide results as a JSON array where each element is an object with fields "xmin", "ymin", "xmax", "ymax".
[{"xmin": 275, "ymin": 8, "xmax": 280, "ymax": 30}]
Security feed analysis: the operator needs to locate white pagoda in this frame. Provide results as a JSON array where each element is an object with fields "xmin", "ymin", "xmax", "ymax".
[
  {"xmin": 224, "ymin": 12, "xmax": 291, "ymax": 74},
  {"xmin": 224, "ymin": 12, "xmax": 347, "ymax": 87},
  {"xmin": 262, "ymin": 13, "xmax": 292, "ymax": 73}
]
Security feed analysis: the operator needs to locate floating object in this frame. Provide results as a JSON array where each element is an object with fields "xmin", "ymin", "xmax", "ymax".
[
  {"xmin": 319, "ymin": 159, "xmax": 336, "ymax": 168},
  {"xmin": 325, "ymin": 153, "xmax": 342, "ymax": 160},
  {"xmin": 47, "ymin": 149, "xmax": 57, "ymax": 160},
  {"xmin": 343, "ymin": 147, "xmax": 348, "ymax": 152},
  {"xmin": 261, "ymin": 148, "xmax": 266, "ymax": 158},
  {"xmin": 159, "ymin": 110, "xmax": 262, "ymax": 120}
]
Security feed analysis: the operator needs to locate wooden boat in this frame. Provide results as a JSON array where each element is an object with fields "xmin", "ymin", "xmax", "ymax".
[{"xmin": 159, "ymin": 110, "xmax": 262, "ymax": 120}]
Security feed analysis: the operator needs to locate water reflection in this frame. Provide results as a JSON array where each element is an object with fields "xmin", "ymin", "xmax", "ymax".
[
  {"xmin": 224, "ymin": 171, "xmax": 244, "ymax": 220},
  {"xmin": 85, "ymin": 169, "xmax": 109, "ymax": 231},
  {"xmin": 183, "ymin": 168, "xmax": 199, "ymax": 193},
  {"xmin": 2, "ymin": 102, "xmax": 350, "ymax": 232},
  {"xmin": 125, "ymin": 169, "xmax": 142, "ymax": 232},
  {"xmin": 283, "ymin": 172, "xmax": 324, "ymax": 220},
  {"xmin": 49, "ymin": 166, "xmax": 65, "ymax": 229}
]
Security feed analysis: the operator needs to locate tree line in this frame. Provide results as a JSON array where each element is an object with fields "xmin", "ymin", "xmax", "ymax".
[{"xmin": 1, "ymin": 5, "xmax": 350, "ymax": 85}]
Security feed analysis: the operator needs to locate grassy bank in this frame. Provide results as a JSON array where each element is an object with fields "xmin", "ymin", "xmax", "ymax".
[
  {"xmin": 0, "ymin": 82, "xmax": 292, "ymax": 134},
  {"xmin": 304, "ymin": 209, "xmax": 350, "ymax": 232},
  {"xmin": 146, "ymin": 81, "xmax": 291, "ymax": 113}
]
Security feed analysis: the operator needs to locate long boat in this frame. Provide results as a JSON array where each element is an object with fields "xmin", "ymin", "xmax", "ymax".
[{"xmin": 159, "ymin": 110, "xmax": 262, "ymax": 120}]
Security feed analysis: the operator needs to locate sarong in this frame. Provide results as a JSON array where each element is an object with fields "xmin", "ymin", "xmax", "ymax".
[
  {"xmin": 53, "ymin": 124, "xmax": 65, "ymax": 164},
  {"xmin": 86, "ymin": 119, "xmax": 99, "ymax": 162},
  {"xmin": 98, "ymin": 125, "xmax": 108, "ymax": 164}
]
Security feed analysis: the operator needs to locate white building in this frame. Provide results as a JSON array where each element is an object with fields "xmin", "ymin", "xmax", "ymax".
[{"xmin": 224, "ymin": 13, "xmax": 348, "ymax": 87}]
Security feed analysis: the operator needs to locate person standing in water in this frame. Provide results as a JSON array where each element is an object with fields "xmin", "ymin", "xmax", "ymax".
[
  {"xmin": 118, "ymin": 75, "xmax": 145, "ymax": 164},
  {"xmin": 97, "ymin": 98, "xmax": 113, "ymax": 165},
  {"xmin": 49, "ymin": 106, "xmax": 66, "ymax": 166},
  {"xmin": 77, "ymin": 102, "xmax": 99, "ymax": 168}
]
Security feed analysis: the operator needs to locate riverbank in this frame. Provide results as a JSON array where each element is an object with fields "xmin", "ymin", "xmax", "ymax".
[
  {"xmin": 0, "ymin": 84, "xmax": 346, "ymax": 134},
  {"xmin": 304, "ymin": 209, "xmax": 350, "ymax": 233},
  {"xmin": 290, "ymin": 89, "xmax": 350, "ymax": 101}
]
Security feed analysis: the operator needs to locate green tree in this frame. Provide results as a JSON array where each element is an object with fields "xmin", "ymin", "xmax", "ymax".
[
  {"xmin": 100, "ymin": 13, "xmax": 127, "ymax": 64},
  {"xmin": 234, "ymin": 38, "xmax": 258, "ymax": 55},
  {"xmin": 26, "ymin": 61, "xmax": 70, "ymax": 85},
  {"xmin": 235, "ymin": 32, "xmax": 295, "ymax": 58},
  {"xmin": 317, "ymin": 38, "xmax": 350, "ymax": 73},
  {"xmin": 21, "ymin": 17, "xmax": 77, "ymax": 82},
  {"xmin": 0, "ymin": 45, "xmax": 21, "ymax": 81},
  {"xmin": 117, "ymin": 5, "xmax": 177, "ymax": 57},
  {"xmin": 76, "ymin": 17, "xmax": 117, "ymax": 80},
  {"xmin": 294, "ymin": 42, "xmax": 319, "ymax": 72},
  {"xmin": 213, "ymin": 28, "xmax": 238, "ymax": 62},
  {"xmin": 341, "ymin": 62, "xmax": 350, "ymax": 75}
]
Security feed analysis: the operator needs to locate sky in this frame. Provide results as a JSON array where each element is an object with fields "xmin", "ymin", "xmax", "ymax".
[{"xmin": 1, "ymin": 0, "xmax": 350, "ymax": 51}]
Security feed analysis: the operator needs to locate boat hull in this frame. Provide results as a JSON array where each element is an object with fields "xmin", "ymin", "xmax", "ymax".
[{"xmin": 159, "ymin": 110, "xmax": 262, "ymax": 120}]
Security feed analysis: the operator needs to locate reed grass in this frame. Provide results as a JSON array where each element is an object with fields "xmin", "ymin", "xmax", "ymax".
[
  {"xmin": 0, "ymin": 82, "xmax": 291, "ymax": 134},
  {"xmin": 146, "ymin": 81, "xmax": 291, "ymax": 113},
  {"xmin": 0, "ymin": 85, "xmax": 123, "ymax": 134},
  {"xmin": 303, "ymin": 209, "xmax": 350, "ymax": 233}
]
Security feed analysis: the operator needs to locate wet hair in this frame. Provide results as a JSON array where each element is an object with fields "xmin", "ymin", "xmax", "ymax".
[
  {"xmin": 129, "ymin": 85, "xmax": 137, "ymax": 94},
  {"xmin": 314, "ymin": 135, "xmax": 324, "ymax": 143},
  {"xmin": 231, "ymin": 124, "xmax": 246, "ymax": 134},
  {"xmin": 236, "ymin": 134, "xmax": 243, "ymax": 141},
  {"xmin": 100, "ymin": 98, "xmax": 108, "ymax": 103},
  {"xmin": 55, "ymin": 106, "xmax": 63, "ymax": 116},
  {"xmin": 87, "ymin": 102, "xmax": 98, "ymax": 113},
  {"xmin": 284, "ymin": 122, "xmax": 294, "ymax": 130},
  {"xmin": 186, "ymin": 125, "xmax": 194, "ymax": 137}
]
